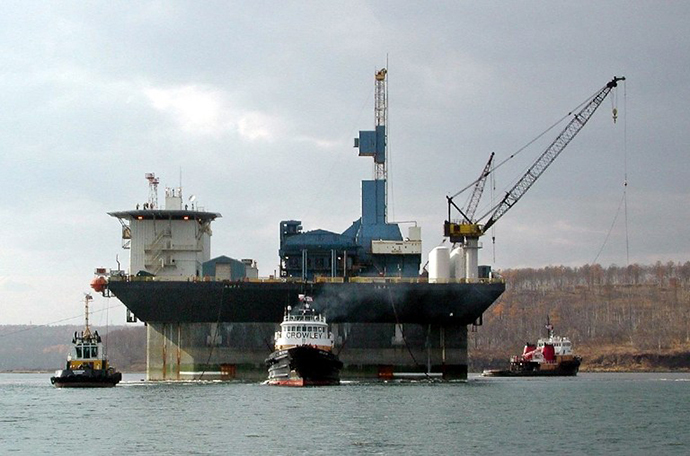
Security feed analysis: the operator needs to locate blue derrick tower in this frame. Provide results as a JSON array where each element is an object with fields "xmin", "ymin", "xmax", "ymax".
[{"xmin": 279, "ymin": 69, "xmax": 422, "ymax": 280}]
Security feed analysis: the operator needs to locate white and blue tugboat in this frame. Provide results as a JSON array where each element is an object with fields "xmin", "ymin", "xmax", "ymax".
[
  {"xmin": 51, "ymin": 294, "xmax": 122, "ymax": 388},
  {"xmin": 265, "ymin": 295, "xmax": 342, "ymax": 386}
]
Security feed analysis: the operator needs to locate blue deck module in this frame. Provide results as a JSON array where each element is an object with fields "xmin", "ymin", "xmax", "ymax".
[{"xmin": 279, "ymin": 119, "xmax": 421, "ymax": 279}]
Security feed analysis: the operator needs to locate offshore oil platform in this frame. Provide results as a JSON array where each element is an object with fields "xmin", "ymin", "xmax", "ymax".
[
  {"xmin": 93, "ymin": 70, "xmax": 623, "ymax": 381},
  {"xmin": 93, "ymin": 68, "xmax": 504, "ymax": 380}
]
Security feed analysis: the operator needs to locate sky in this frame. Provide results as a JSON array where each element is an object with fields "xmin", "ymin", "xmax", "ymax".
[{"xmin": 1, "ymin": 1, "xmax": 689, "ymax": 325}]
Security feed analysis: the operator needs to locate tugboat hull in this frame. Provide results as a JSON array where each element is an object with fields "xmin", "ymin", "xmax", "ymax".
[
  {"xmin": 483, "ymin": 357, "xmax": 581, "ymax": 377},
  {"xmin": 50, "ymin": 369, "xmax": 122, "ymax": 388},
  {"xmin": 266, "ymin": 346, "xmax": 343, "ymax": 386}
]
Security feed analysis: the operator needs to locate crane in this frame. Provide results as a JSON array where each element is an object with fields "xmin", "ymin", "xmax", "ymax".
[
  {"xmin": 446, "ymin": 151, "xmax": 495, "ymax": 227},
  {"xmin": 444, "ymin": 76, "xmax": 625, "ymax": 278}
]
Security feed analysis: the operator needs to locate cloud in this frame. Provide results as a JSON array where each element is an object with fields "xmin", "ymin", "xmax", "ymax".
[
  {"xmin": 144, "ymin": 85, "xmax": 228, "ymax": 135},
  {"xmin": 237, "ymin": 111, "xmax": 278, "ymax": 142},
  {"xmin": 144, "ymin": 84, "xmax": 284, "ymax": 141},
  {"xmin": 0, "ymin": 277, "xmax": 34, "ymax": 293}
]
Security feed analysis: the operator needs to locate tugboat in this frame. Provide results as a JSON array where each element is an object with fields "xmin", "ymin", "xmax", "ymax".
[
  {"xmin": 265, "ymin": 295, "xmax": 343, "ymax": 386},
  {"xmin": 483, "ymin": 321, "xmax": 582, "ymax": 377},
  {"xmin": 50, "ymin": 294, "xmax": 122, "ymax": 387}
]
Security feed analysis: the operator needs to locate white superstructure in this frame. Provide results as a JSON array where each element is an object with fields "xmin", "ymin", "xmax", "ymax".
[
  {"xmin": 273, "ymin": 300, "xmax": 335, "ymax": 352},
  {"xmin": 109, "ymin": 173, "xmax": 221, "ymax": 278},
  {"xmin": 537, "ymin": 334, "xmax": 574, "ymax": 356}
]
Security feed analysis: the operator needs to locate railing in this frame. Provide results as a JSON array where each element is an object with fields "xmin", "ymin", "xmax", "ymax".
[
  {"xmin": 109, "ymin": 274, "xmax": 504, "ymax": 285},
  {"xmin": 347, "ymin": 276, "xmax": 504, "ymax": 284},
  {"xmin": 314, "ymin": 277, "xmax": 345, "ymax": 283}
]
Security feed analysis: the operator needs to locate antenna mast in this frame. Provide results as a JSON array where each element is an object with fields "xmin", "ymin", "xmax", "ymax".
[
  {"xmin": 145, "ymin": 172, "xmax": 160, "ymax": 209},
  {"xmin": 83, "ymin": 294, "xmax": 93, "ymax": 338}
]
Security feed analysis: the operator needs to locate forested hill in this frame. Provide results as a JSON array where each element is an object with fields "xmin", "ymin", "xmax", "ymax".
[
  {"xmin": 469, "ymin": 261, "xmax": 690, "ymax": 371},
  {"xmin": 0, "ymin": 325, "xmax": 145, "ymax": 372},
  {"xmin": 2, "ymin": 262, "xmax": 689, "ymax": 372}
]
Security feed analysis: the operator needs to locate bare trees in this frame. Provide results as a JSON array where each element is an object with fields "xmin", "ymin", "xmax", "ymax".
[{"xmin": 471, "ymin": 261, "xmax": 690, "ymax": 360}]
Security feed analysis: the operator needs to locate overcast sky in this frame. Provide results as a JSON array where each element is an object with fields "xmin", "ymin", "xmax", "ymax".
[{"xmin": 1, "ymin": 1, "xmax": 688, "ymax": 325}]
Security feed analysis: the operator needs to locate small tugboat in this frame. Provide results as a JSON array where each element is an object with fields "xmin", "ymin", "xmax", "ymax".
[
  {"xmin": 265, "ymin": 295, "xmax": 343, "ymax": 386},
  {"xmin": 483, "ymin": 321, "xmax": 582, "ymax": 377},
  {"xmin": 50, "ymin": 294, "xmax": 122, "ymax": 387}
]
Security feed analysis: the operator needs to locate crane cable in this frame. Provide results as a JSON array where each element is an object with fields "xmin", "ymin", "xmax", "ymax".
[
  {"xmin": 592, "ymin": 192, "xmax": 626, "ymax": 265},
  {"xmin": 591, "ymin": 80, "xmax": 629, "ymax": 265},
  {"xmin": 623, "ymin": 80, "xmax": 630, "ymax": 266},
  {"xmin": 449, "ymin": 83, "xmax": 608, "ymax": 222},
  {"xmin": 450, "ymin": 105, "xmax": 581, "ymax": 201},
  {"xmin": 491, "ymin": 165, "xmax": 497, "ymax": 264}
]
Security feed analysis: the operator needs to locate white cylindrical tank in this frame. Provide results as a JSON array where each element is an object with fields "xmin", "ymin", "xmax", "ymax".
[
  {"xmin": 465, "ymin": 238, "xmax": 479, "ymax": 280},
  {"xmin": 450, "ymin": 246, "xmax": 465, "ymax": 280},
  {"xmin": 428, "ymin": 246, "xmax": 450, "ymax": 283}
]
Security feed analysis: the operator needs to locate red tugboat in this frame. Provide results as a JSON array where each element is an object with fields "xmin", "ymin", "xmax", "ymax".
[
  {"xmin": 265, "ymin": 295, "xmax": 342, "ymax": 386},
  {"xmin": 483, "ymin": 321, "xmax": 582, "ymax": 377}
]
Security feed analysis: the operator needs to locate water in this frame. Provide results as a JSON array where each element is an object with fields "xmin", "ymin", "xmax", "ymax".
[{"xmin": 1, "ymin": 372, "xmax": 688, "ymax": 455}]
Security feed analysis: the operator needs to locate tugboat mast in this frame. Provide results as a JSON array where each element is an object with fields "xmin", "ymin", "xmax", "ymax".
[{"xmin": 83, "ymin": 294, "xmax": 93, "ymax": 339}]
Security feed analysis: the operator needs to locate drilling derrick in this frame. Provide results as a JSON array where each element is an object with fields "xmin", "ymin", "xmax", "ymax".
[{"xmin": 374, "ymin": 68, "xmax": 388, "ymax": 183}]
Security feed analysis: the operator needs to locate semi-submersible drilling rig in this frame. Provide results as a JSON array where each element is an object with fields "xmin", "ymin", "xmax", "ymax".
[{"xmin": 95, "ymin": 70, "xmax": 622, "ymax": 380}]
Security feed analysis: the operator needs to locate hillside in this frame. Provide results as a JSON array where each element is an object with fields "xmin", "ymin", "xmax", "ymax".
[
  {"xmin": 469, "ymin": 261, "xmax": 690, "ymax": 372},
  {"xmin": 2, "ymin": 262, "xmax": 689, "ymax": 373},
  {"xmin": 0, "ymin": 325, "xmax": 146, "ymax": 372}
]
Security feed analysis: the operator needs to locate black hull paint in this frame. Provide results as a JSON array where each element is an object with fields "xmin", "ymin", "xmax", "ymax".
[
  {"xmin": 266, "ymin": 346, "xmax": 343, "ymax": 386},
  {"xmin": 107, "ymin": 279, "xmax": 505, "ymax": 325},
  {"xmin": 50, "ymin": 369, "xmax": 122, "ymax": 388},
  {"xmin": 483, "ymin": 358, "xmax": 581, "ymax": 377}
]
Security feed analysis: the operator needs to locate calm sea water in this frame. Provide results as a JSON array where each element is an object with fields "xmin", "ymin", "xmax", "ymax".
[{"xmin": 1, "ymin": 372, "xmax": 688, "ymax": 455}]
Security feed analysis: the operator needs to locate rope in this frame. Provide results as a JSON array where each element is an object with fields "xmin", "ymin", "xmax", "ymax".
[
  {"xmin": 334, "ymin": 328, "xmax": 350, "ymax": 357},
  {"xmin": 105, "ymin": 298, "xmax": 110, "ymax": 357},
  {"xmin": 196, "ymin": 284, "xmax": 225, "ymax": 380},
  {"xmin": 0, "ymin": 303, "xmax": 121, "ymax": 339},
  {"xmin": 387, "ymin": 288, "xmax": 436, "ymax": 382}
]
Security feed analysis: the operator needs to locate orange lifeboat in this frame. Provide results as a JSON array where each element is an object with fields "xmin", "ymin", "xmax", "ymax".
[{"xmin": 90, "ymin": 276, "xmax": 107, "ymax": 293}]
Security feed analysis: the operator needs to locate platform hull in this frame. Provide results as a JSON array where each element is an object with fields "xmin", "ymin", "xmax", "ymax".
[
  {"xmin": 107, "ymin": 279, "xmax": 504, "ymax": 325},
  {"xmin": 107, "ymin": 279, "xmax": 504, "ymax": 381},
  {"xmin": 143, "ymin": 321, "xmax": 473, "ymax": 381}
]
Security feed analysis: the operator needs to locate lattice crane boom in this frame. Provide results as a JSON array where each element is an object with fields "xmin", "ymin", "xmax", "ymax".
[
  {"xmin": 482, "ymin": 76, "xmax": 624, "ymax": 231},
  {"xmin": 464, "ymin": 152, "xmax": 495, "ymax": 222},
  {"xmin": 444, "ymin": 76, "xmax": 624, "ymax": 243}
]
